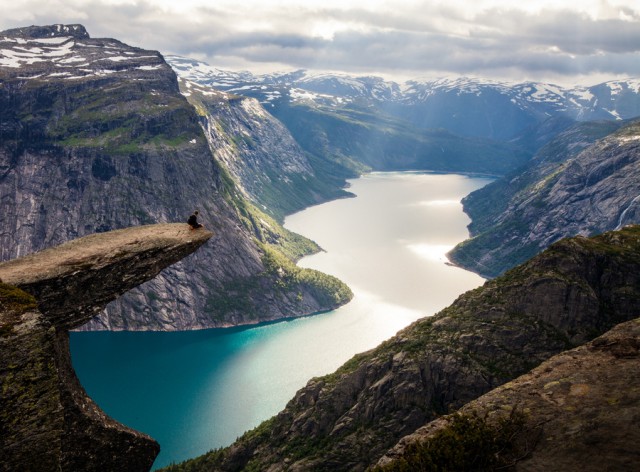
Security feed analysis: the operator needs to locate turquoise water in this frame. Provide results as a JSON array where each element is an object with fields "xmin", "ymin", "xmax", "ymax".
[{"xmin": 70, "ymin": 172, "xmax": 492, "ymax": 469}]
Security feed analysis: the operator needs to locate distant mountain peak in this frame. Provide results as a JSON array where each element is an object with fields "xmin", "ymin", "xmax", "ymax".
[
  {"xmin": 0, "ymin": 24, "xmax": 89, "ymax": 40},
  {"xmin": 167, "ymin": 55, "xmax": 640, "ymax": 141}
]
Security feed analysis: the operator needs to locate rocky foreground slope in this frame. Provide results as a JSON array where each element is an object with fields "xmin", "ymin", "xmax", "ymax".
[
  {"xmin": 164, "ymin": 225, "xmax": 640, "ymax": 471},
  {"xmin": 0, "ymin": 224, "xmax": 210, "ymax": 471},
  {"xmin": 377, "ymin": 317, "xmax": 640, "ymax": 471},
  {"xmin": 0, "ymin": 24, "xmax": 351, "ymax": 330},
  {"xmin": 449, "ymin": 119, "xmax": 640, "ymax": 277}
]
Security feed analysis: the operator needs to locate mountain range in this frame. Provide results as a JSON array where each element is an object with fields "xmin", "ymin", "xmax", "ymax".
[
  {"xmin": 169, "ymin": 56, "xmax": 640, "ymax": 279},
  {"xmin": 2, "ymin": 23, "xmax": 640, "ymax": 472},
  {"xmin": 167, "ymin": 55, "xmax": 640, "ymax": 141},
  {"xmin": 2, "ymin": 24, "xmax": 639, "ymax": 326}
]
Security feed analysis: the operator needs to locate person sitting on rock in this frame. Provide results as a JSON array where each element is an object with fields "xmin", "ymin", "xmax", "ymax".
[{"xmin": 187, "ymin": 210, "xmax": 203, "ymax": 229}]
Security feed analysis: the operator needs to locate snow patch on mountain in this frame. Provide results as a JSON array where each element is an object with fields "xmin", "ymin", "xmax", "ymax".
[
  {"xmin": 0, "ymin": 26, "xmax": 165, "ymax": 81},
  {"xmin": 165, "ymin": 55, "xmax": 640, "ymax": 125},
  {"xmin": 0, "ymin": 37, "xmax": 75, "ymax": 67}
]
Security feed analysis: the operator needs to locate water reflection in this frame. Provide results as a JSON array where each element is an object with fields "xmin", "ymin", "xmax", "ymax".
[{"xmin": 407, "ymin": 243, "xmax": 454, "ymax": 262}]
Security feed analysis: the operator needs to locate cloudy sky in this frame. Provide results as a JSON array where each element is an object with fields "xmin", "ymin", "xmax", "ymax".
[{"xmin": 2, "ymin": 0, "xmax": 640, "ymax": 85}]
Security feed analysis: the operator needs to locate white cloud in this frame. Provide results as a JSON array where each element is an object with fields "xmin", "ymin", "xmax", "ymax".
[{"xmin": 1, "ymin": 0, "xmax": 639, "ymax": 84}]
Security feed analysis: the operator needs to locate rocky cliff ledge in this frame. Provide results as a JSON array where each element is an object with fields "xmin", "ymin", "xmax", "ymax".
[
  {"xmin": 0, "ymin": 24, "xmax": 351, "ymax": 331},
  {"xmin": 0, "ymin": 223, "xmax": 211, "ymax": 471}
]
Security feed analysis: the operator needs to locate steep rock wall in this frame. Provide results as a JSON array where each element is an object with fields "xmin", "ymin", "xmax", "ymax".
[
  {"xmin": 0, "ymin": 24, "xmax": 351, "ymax": 330},
  {"xmin": 180, "ymin": 80, "xmax": 353, "ymax": 221},
  {"xmin": 0, "ymin": 224, "xmax": 211, "ymax": 471},
  {"xmin": 449, "ymin": 120, "xmax": 640, "ymax": 277}
]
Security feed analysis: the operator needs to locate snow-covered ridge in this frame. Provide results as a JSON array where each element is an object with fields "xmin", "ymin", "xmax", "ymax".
[
  {"xmin": 2, "ymin": 24, "xmax": 635, "ymax": 125},
  {"xmin": 166, "ymin": 55, "xmax": 640, "ymax": 122},
  {"xmin": 0, "ymin": 24, "xmax": 165, "ymax": 80}
]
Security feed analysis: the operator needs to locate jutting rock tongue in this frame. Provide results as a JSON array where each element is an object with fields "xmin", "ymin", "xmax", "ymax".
[{"xmin": 0, "ymin": 224, "xmax": 212, "ymax": 471}]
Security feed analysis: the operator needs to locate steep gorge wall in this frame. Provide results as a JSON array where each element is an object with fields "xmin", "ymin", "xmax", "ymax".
[
  {"xmin": 449, "ymin": 119, "xmax": 640, "ymax": 277},
  {"xmin": 0, "ymin": 24, "xmax": 350, "ymax": 331},
  {"xmin": 180, "ymin": 80, "xmax": 353, "ymax": 222}
]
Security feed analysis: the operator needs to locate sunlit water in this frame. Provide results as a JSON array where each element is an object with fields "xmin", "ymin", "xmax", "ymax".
[{"xmin": 70, "ymin": 172, "xmax": 492, "ymax": 469}]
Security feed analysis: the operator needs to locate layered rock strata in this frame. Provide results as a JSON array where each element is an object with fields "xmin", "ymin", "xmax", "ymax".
[{"xmin": 0, "ymin": 224, "xmax": 211, "ymax": 471}]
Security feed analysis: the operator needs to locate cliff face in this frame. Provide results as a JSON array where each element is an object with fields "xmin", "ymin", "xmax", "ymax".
[
  {"xmin": 378, "ymin": 317, "xmax": 640, "ymax": 471},
  {"xmin": 179, "ymin": 80, "xmax": 354, "ymax": 222},
  {"xmin": 0, "ymin": 24, "xmax": 351, "ymax": 330},
  {"xmin": 166, "ymin": 226, "xmax": 640, "ymax": 471},
  {"xmin": 0, "ymin": 224, "xmax": 211, "ymax": 471},
  {"xmin": 449, "ymin": 119, "xmax": 639, "ymax": 277}
]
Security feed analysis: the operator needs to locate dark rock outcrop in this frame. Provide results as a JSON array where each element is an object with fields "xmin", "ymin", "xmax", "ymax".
[
  {"xmin": 165, "ymin": 225, "xmax": 640, "ymax": 471},
  {"xmin": 378, "ymin": 317, "xmax": 640, "ymax": 471},
  {"xmin": 449, "ymin": 119, "xmax": 640, "ymax": 277},
  {"xmin": 0, "ymin": 223, "xmax": 211, "ymax": 471}
]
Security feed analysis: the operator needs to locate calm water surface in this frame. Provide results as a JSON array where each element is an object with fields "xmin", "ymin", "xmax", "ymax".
[{"xmin": 70, "ymin": 172, "xmax": 492, "ymax": 469}]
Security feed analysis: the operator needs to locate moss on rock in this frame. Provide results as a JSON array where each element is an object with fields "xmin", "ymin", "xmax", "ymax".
[{"xmin": 0, "ymin": 283, "xmax": 37, "ymax": 316}]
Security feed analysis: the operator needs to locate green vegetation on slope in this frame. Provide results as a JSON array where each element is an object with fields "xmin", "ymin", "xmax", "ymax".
[
  {"xmin": 26, "ymin": 79, "xmax": 202, "ymax": 155},
  {"xmin": 203, "ymin": 240, "xmax": 352, "ymax": 323},
  {"xmin": 375, "ymin": 411, "xmax": 530, "ymax": 472},
  {"xmin": 0, "ymin": 283, "xmax": 37, "ymax": 315},
  {"xmin": 0, "ymin": 283, "xmax": 38, "ymax": 337},
  {"xmin": 217, "ymin": 161, "xmax": 320, "ymax": 260},
  {"xmin": 202, "ymin": 157, "xmax": 353, "ymax": 323}
]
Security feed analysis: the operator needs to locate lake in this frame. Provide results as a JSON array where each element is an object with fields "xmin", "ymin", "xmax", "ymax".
[{"xmin": 70, "ymin": 172, "xmax": 492, "ymax": 469}]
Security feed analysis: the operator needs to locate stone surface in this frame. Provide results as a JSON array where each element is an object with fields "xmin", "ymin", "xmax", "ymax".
[
  {"xmin": 0, "ymin": 223, "xmax": 212, "ymax": 329},
  {"xmin": 0, "ymin": 224, "xmax": 210, "ymax": 471},
  {"xmin": 378, "ymin": 317, "xmax": 640, "ymax": 471}
]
